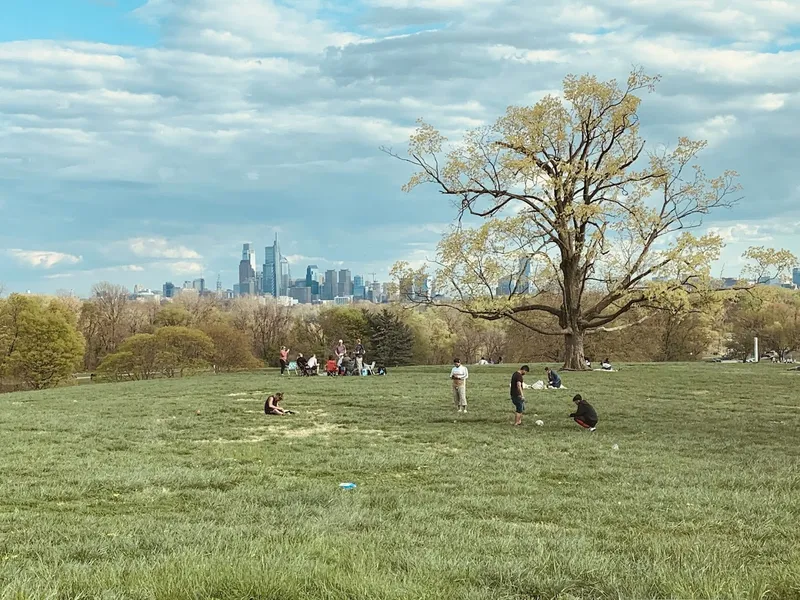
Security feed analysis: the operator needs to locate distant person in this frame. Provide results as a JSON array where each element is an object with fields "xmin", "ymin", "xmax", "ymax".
[
  {"xmin": 340, "ymin": 354, "xmax": 354, "ymax": 376},
  {"xmin": 601, "ymin": 358, "xmax": 613, "ymax": 371},
  {"xmin": 510, "ymin": 365, "xmax": 529, "ymax": 426},
  {"xmin": 354, "ymin": 339, "xmax": 365, "ymax": 358},
  {"xmin": 478, "ymin": 357, "xmax": 489, "ymax": 365},
  {"xmin": 264, "ymin": 392, "xmax": 293, "ymax": 416},
  {"xmin": 279, "ymin": 346, "xmax": 290, "ymax": 375},
  {"xmin": 296, "ymin": 353, "xmax": 308, "ymax": 375},
  {"xmin": 585, "ymin": 358, "xmax": 592, "ymax": 369},
  {"xmin": 326, "ymin": 356, "xmax": 338, "ymax": 376},
  {"xmin": 545, "ymin": 367, "xmax": 562, "ymax": 389},
  {"xmin": 334, "ymin": 340, "xmax": 347, "ymax": 367},
  {"xmin": 450, "ymin": 358, "xmax": 469, "ymax": 413},
  {"xmin": 306, "ymin": 354, "xmax": 318, "ymax": 375},
  {"xmin": 570, "ymin": 394, "xmax": 597, "ymax": 431},
  {"xmin": 497, "ymin": 356, "xmax": 503, "ymax": 365}
]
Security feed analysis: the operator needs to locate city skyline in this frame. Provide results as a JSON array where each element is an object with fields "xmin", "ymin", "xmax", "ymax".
[{"xmin": 2, "ymin": 1, "xmax": 800, "ymax": 296}]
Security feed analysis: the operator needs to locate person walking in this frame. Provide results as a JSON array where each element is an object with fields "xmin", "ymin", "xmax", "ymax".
[
  {"xmin": 450, "ymin": 358, "xmax": 469, "ymax": 413},
  {"xmin": 354, "ymin": 338, "xmax": 365, "ymax": 374},
  {"xmin": 279, "ymin": 346, "xmax": 290, "ymax": 376},
  {"xmin": 511, "ymin": 365, "xmax": 530, "ymax": 426}
]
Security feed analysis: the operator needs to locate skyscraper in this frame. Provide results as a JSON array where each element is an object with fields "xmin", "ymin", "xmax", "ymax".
[
  {"xmin": 263, "ymin": 234, "xmax": 280, "ymax": 296},
  {"xmin": 323, "ymin": 270, "xmax": 338, "ymax": 300},
  {"xmin": 794, "ymin": 267, "xmax": 800, "ymax": 287},
  {"xmin": 338, "ymin": 269, "xmax": 353, "ymax": 297},
  {"xmin": 192, "ymin": 278, "xmax": 205, "ymax": 293},
  {"xmin": 353, "ymin": 274, "xmax": 365, "ymax": 299},
  {"xmin": 306, "ymin": 265, "xmax": 320, "ymax": 295},
  {"xmin": 280, "ymin": 256, "xmax": 290, "ymax": 296},
  {"xmin": 239, "ymin": 243, "xmax": 256, "ymax": 295},
  {"xmin": 163, "ymin": 282, "xmax": 175, "ymax": 298}
]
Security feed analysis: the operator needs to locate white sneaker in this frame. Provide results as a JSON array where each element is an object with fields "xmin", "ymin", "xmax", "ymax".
[
  {"xmin": 462, "ymin": 408, "xmax": 467, "ymax": 413},
  {"xmin": 589, "ymin": 427, "xmax": 596, "ymax": 432}
]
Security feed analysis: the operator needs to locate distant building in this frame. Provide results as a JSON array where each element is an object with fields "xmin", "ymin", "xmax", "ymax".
[
  {"xmin": 338, "ymin": 269, "xmax": 353, "ymax": 297},
  {"xmin": 239, "ymin": 242, "xmax": 256, "ymax": 295},
  {"xmin": 306, "ymin": 265, "xmax": 320, "ymax": 295},
  {"xmin": 353, "ymin": 274, "xmax": 365, "ymax": 299},
  {"xmin": 289, "ymin": 286, "xmax": 312, "ymax": 304},
  {"xmin": 323, "ymin": 270, "xmax": 338, "ymax": 301},
  {"xmin": 334, "ymin": 296, "xmax": 353, "ymax": 305},
  {"xmin": 163, "ymin": 282, "xmax": 175, "ymax": 298},
  {"xmin": 280, "ymin": 256, "xmax": 290, "ymax": 296},
  {"xmin": 192, "ymin": 278, "xmax": 205, "ymax": 293},
  {"xmin": 794, "ymin": 268, "xmax": 800, "ymax": 287}
]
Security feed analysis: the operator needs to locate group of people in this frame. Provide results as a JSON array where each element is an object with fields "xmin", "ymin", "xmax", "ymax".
[
  {"xmin": 278, "ymin": 338, "xmax": 377, "ymax": 377},
  {"xmin": 450, "ymin": 359, "xmax": 599, "ymax": 430},
  {"xmin": 585, "ymin": 357, "xmax": 614, "ymax": 371}
]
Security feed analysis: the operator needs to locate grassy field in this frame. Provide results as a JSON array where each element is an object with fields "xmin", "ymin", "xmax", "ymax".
[{"xmin": 1, "ymin": 363, "xmax": 799, "ymax": 599}]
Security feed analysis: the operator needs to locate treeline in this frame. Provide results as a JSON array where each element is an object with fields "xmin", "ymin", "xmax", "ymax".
[{"xmin": 1, "ymin": 282, "xmax": 798, "ymax": 391}]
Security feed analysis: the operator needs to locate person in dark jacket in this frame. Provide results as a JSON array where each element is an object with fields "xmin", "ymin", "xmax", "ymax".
[
  {"xmin": 570, "ymin": 394, "xmax": 597, "ymax": 431},
  {"xmin": 545, "ymin": 367, "xmax": 562, "ymax": 389}
]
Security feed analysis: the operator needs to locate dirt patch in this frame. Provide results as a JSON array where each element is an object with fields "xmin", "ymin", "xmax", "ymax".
[
  {"xmin": 689, "ymin": 390, "xmax": 710, "ymax": 396},
  {"xmin": 226, "ymin": 391, "xmax": 266, "ymax": 398},
  {"xmin": 194, "ymin": 423, "xmax": 386, "ymax": 443}
]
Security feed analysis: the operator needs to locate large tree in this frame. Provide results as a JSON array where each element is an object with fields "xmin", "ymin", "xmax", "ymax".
[{"xmin": 388, "ymin": 69, "xmax": 795, "ymax": 369}]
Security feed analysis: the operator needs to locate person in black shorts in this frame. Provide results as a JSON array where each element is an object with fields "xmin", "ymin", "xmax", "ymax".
[{"xmin": 510, "ymin": 365, "xmax": 529, "ymax": 426}]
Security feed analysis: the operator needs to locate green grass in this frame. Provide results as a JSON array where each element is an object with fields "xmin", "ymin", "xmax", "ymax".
[{"xmin": 1, "ymin": 363, "xmax": 799, "ymax": 599}]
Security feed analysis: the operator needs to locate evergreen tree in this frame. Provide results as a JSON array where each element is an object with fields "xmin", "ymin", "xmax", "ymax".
[{"xmin": 367, "ymin": 309, "xmax": 414, "ymax": 367}]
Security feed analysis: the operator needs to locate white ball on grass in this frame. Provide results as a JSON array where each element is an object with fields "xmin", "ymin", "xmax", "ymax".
[{"xmin": 535, "ymin": 419, "xmax": 544, "ymax": 426}]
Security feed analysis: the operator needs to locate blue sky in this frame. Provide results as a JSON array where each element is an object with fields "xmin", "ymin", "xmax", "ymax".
[{"xmin": 2, "ymin": 0, "xmax": 800, "ymax": 296}]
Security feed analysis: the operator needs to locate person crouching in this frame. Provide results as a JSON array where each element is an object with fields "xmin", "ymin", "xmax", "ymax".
[{"xmin": 570, "ymin": 394, "xmax": 597, "ymax": 431}]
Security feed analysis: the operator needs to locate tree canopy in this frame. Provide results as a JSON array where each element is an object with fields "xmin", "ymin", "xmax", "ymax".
[{"xmin": 388, "ymin": 68, "xmax": 797, "ymax": 369}]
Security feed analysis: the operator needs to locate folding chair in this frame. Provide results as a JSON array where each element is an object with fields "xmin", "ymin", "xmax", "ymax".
[{"xmin": 287, "ymin": 361, "xmax": 298, "ymax": 375}]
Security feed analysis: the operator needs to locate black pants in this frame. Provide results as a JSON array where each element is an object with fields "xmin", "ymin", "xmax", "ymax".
[{"xmin": 280, "ymin": 359, "xmax": 287, "ymax": 374}]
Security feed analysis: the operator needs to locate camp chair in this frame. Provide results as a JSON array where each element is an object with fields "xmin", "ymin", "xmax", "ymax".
[{"xmin": 287, "ymin": 361, "xmax": 298, "ymax": 375}]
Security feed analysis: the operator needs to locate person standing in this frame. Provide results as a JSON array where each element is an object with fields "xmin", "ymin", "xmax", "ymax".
[
  {"xmin": 279, "ymin": 346, "xmax": 290, "ymax": 376},
  {"xmin": 450, "ymin": 358, "xmax": 469, "ymax": 413},
  {"xmin": 334, "ymin": 339, "xmax": 347, "ymax": 368},
  {"xmin": 354, "ymin": 339, "xmax": 365, "ymax": 374},
  {"xmin": 510, "ymin": 365, "xmax": 529, "ymax": 426}
]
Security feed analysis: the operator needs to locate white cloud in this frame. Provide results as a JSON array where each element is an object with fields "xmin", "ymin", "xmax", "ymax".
[
  {"xmin": 128, "ymin": 238, "xmax": 202, "ymax": 259},
  {"xmin": 9, "ymin": 250, "xmax": 82, "ymax": 269},
  {"xmin": 167, "ymin": 261, "xmax": 205, "ymax": 275},
  {"xmin": 707, "ymin": 224, "xmax": 773, "ymax": 243}
]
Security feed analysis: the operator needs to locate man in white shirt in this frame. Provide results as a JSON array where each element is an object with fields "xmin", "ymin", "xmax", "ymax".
[
  {"xmin": 306, "ymin": 354, "xmax": 318, "ymax": 375},
  {"xmin": 450, "ymin": 358, "xmax": 469, "ymax": 413}
]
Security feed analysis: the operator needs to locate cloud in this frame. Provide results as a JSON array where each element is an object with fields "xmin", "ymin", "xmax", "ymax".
[
  {"xmin": 9, "ymin": 250, "xmax": 82, "ymax": 269},
  {"xmin": 1, "ymin": 0, "xmax": 800, "ymax": 295},
  {"xmin": 166, "ymin": 261, "xmax": 205, "ymax": 275},
  {"xmin": 707, "ymin": 224, "xmax": 773, "ymax": 244},
  {"xmin": 128, "ymin": 238, "xmax": 202, "ymax": 259}
]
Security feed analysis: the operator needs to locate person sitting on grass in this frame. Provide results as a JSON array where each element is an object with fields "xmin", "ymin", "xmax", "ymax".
[
  {"xmin": 545, "ymin": 366, "xmax": 562, "ymax": 389},
  {"xmin": 306, "ymin": 354, "xmax": 318, "ymax": 375},
  {"xmin": 296, "ymin": 353, "xmax": 308, "ymax": 375},
  {"xmin": 264, "ymin": 392, "xmax": 294, "ymax": 416},
  {"xmin": 326, "ymin": 356, "xmax": 338, "ymax": 376},
  {"xmin": 340, "ymin": 353, "xmax": 354, "ymax": 376},
  {"xmin": 601, "ymin": 358, "xmax": 613, "ymax": 371},
  {"xmin": 570, "ymin": 394, "xmax": 597, "ymax": 431}
]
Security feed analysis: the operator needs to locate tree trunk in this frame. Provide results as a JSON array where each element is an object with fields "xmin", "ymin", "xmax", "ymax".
[{"xmin": 563, "ymin": 331, "xmax": 586, "ymax": 370}]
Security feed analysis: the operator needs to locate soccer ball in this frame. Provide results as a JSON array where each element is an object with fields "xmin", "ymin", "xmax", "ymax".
[{"xmin": 535, "ymin": 419, "xmax": 544, "ymax": 426}]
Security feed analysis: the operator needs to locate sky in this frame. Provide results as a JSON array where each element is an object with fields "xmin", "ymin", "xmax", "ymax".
[{"xmin": 1, "ymin": 0, "xmax": 799, "ymax": 296}]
